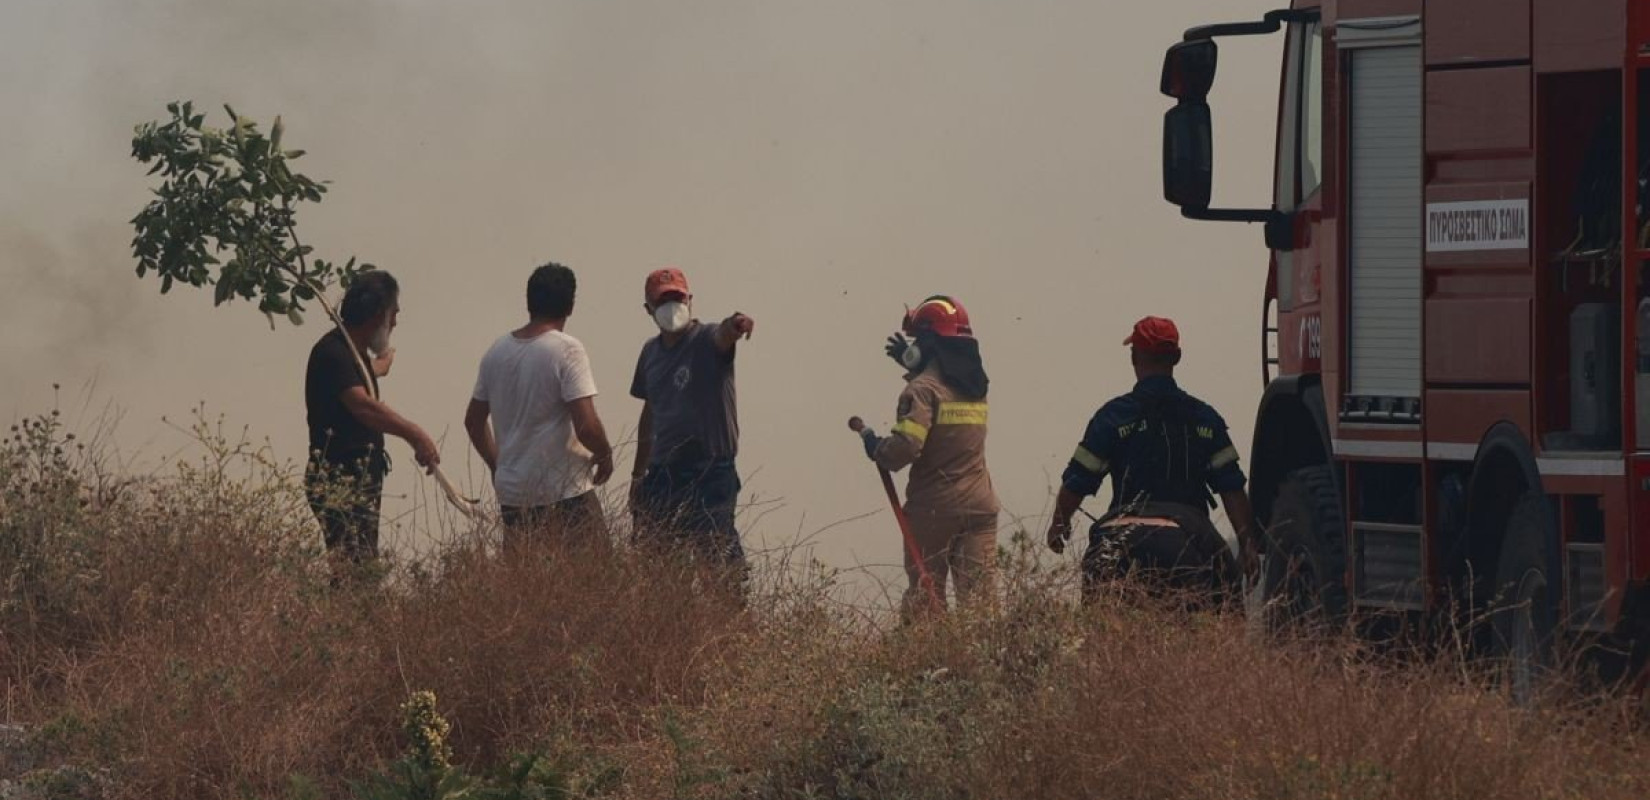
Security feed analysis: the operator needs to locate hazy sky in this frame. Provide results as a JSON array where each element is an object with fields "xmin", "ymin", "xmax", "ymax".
[{"xmin": 1, "ymin": 0, "xmax": 1281, "ymax": 594}]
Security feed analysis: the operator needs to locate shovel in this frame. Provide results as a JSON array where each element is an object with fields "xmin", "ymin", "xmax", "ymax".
[{"xmin": 848, "ymin": 416, "xmax": 942, "ymax": 610}]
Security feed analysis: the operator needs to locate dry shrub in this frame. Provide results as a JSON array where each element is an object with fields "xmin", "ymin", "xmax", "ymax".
[
  {"xmin": 649, "ymin": 543, "xmax": 1650, "ymax": 800},
  {"xmin": 1, "ymin": 410, "xmax": 1648, "ymax": 800},
  {"xmin": 0, "ymin": 411, "xmax": 749, "ymax": 798}
]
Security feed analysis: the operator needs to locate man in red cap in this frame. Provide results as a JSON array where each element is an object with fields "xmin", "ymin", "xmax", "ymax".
[
  {"xmin": 1044, "ymin": 316, "xmax": 1258, "ymax": 603},
  {"xmin": 628, "ymin": 266, "xmax": 755, "ymax": 578}
]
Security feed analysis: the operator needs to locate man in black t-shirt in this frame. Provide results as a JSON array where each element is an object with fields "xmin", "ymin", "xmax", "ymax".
[{"xmin": 304, "ymin": 271, "xmax": 439, "ymax": 565}]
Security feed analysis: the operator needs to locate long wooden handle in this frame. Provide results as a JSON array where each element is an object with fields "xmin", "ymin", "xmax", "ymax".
[
  {"xmin": 878, "ymin": 467, "xmax": 941, "ymax": 609},
  {"xmin": 430, "ymin": 464, "xmax": 481, "ymax": 519},
  {"xmin": 850, "ymin": 415, "xmax": 941, "ymax": 610}
]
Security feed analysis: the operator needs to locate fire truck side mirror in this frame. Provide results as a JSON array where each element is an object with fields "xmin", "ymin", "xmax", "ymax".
[
  {"xmin": 1163, "ymin": 101, "xmax": 1213, "ymax": 210},
  {"xmin": 1161, "ymin": 39, "xmax": 1218, "ymax": 100}
]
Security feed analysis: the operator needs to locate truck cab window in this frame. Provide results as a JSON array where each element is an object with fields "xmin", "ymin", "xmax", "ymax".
[
  {"xmin": 1273, "ymin": 21, "xmax": 1322, "ymax": 311},
  {"xmin": 1273, "ymin": 26, "xmax": 1303, "ymax": 212},
  {"xmin": 1300, "ymin": 22, "xmax": 1323, "ymax": 199},
  {"xmin": 1275, "ymin": 21, "xmax": 1324, "ymax": 212}
]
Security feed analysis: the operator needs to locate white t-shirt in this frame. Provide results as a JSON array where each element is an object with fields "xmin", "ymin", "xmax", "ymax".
[{"xmin": 472, "ymin": 329, "xmax": 599, "ymax": 507}]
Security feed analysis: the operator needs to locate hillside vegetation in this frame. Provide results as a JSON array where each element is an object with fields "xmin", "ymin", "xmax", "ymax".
[{"xmin": 2, "ymin": 407, "xmax": 1647, "ymax": 800}]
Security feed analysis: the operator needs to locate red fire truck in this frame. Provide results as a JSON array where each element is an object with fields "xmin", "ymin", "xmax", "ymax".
[{"xmin": 1159, "ymin": 0, "xmax": 1650, "ymax": 684}]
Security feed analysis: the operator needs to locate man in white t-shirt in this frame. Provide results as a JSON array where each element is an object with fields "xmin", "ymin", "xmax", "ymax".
[{"xmin": 465, "ymin": 262, "xmax": 615, "ymax": 553}]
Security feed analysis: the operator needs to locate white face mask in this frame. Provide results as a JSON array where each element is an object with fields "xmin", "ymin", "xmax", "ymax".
[
  {"xmin": 653, "ymin": 301, "xmax": 691, "ymax": 333},
  {"xmin": 900, "ymin": 340, "xmax": 925, "ymax": 370}
]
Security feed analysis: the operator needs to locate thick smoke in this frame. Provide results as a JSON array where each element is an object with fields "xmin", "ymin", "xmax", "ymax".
[{"xmin": 0, "ymin": 0, "xmax": 1277, "ymax": 584}]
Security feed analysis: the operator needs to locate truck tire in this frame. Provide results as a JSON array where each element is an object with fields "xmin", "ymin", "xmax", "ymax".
[
  {"xmin": 1261, "ymin": 465, "xmax": 1349, "ymax": 630},
  {"xmin": 1491, "ymin": 493, "xmax": 1560, "ymax": 703}
]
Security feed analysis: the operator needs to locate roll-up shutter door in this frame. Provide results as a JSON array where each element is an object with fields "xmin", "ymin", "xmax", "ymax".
[{"xmin": 1347, "ymin": 43, "xmax": 1422, "ymax": 400}]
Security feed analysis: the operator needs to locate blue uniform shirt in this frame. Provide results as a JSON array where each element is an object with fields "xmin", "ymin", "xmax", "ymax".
[{"xmin": 1061, "ymin": 375, "xmax": 1245, "ymax": 512}]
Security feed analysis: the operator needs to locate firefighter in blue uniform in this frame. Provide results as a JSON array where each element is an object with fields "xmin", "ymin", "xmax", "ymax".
[{"xmin": 1045, "ymin": 316, "xmax": 1260, "ymax": 602}]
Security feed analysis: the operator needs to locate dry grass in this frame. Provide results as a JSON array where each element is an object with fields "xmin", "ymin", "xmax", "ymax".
[{"xmin": 2, "ymin": 409, "xmax": 1649, "ymax": 799}]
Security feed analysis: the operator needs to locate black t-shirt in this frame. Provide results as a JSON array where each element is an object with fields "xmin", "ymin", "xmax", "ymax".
[{"xmin": 305, "ymin": 329, "xmax": 384, "ymax": 464}]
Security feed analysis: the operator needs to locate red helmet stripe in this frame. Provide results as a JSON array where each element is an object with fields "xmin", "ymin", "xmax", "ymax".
[{"xmin": 918, "ymin": 298, "xmax": 957, "ymax": 316}]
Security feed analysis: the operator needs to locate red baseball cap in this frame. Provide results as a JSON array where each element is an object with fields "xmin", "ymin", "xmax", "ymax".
[
  {"xmin": 644, "ymin": 267, "xmax": 690, "ymax": 304},
  {"xmin": 1123, "ymin": 316, "xmax": 1181, "ymax": 355}
]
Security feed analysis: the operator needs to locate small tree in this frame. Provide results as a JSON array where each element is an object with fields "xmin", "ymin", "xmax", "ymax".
[{"xmin": 130, "ymin": 101, "xmax": 476, "ymax": 516}]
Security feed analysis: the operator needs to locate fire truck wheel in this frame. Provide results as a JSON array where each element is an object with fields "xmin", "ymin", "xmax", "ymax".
[
  {"xmin": 1261, "ymin": 465, "xmax": 1349, "ymax": 630},
  {"xmin": 1491, "ymin": 492, "xmax": 1560, "ymax": 703}
]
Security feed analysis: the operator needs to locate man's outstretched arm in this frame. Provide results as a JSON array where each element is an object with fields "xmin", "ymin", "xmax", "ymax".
[{"xmin": 715, "ymin": 312, "xmax": 755, "ymax": 353}]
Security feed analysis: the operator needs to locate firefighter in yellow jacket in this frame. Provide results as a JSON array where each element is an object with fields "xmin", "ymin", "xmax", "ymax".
[{"xmin": 860, "ymin": 296, "xmax": 1000, "ymax": 617}]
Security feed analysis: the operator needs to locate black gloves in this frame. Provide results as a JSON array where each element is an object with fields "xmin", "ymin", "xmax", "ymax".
[
  {"xmin": 859, "ymin": 427, "xmax": 882, "ymax": 461},
  {"xmin": 884, "ymin": 332, "xmax": 911, "ymax": 368}
]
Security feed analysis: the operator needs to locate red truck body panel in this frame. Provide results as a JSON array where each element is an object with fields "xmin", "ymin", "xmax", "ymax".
[{"xmin": 1243, "ymin": 0, "xmax": 1650, "ymax": 626}]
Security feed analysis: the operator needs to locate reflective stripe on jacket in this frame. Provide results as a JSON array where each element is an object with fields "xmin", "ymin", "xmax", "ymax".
[{"xmin": 875, "ymin": 367, "xmax": 1000, "ymax": 516}]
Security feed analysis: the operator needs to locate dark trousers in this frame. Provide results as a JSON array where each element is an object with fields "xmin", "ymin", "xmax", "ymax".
[
  {"xmin": 1081, "ymin": 502, "xmax": 1238, "ymax": 605},
  {"xmin": 500, "ymin": 491, "xmax": 607, "ymax": 556},
  {"xmin": 634, "ymin": 458, "xmax": 746, "ymax": 571},
  {"xmin": 305, "ymin": 455, "xmax": 387, "ymax": 565}
]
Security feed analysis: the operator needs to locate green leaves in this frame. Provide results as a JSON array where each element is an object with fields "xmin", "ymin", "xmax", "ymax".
[{"xmin": 129, "ymin": 101, "xmax": 369, "ymax": 327}]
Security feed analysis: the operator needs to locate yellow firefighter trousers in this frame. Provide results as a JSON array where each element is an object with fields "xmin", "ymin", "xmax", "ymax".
[{"xmin": 902, "ymin": 510, "xmax": 998, "ymax": 619}]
